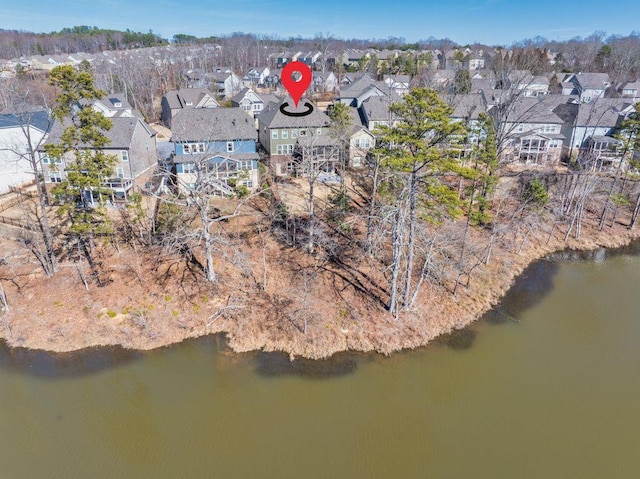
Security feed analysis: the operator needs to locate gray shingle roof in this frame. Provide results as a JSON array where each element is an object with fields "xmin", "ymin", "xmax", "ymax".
[
  {"xmin": 361, "ymin": 96, "xmax": 394, "ymax": 122},
  {"xmin": 164, "ymin": 88, "xmax": 216, "ymax": 109},
  {"xmin": 572, "ymin": 72, "xmax": 611, "ymax": 90},
  {"xmin": 230, "ymin": 87, "xmax": 251, "ymax": 104},
  {"xmin": 0, "ymin": 110, "xmax": 51, "ymax": 133},
  {"xmin": 575, "ymin": 99, "xmax": 633, "ymax": 127},
  {"xmin": 171, "ymin": 107, "xmax": 256, "ymax": 142},
  {"xmin": 340, "ymin": 74, "xmax": 376, "ymax": 98},
  {"xmin": 503, "ymin": 96, "xmax": 567, "ymax": 124},
  {"xmin": 445, "ymin": 93, "xmax": 487, "ymax": 120},
  {"xmin": 257, "ymin": 98, "xmax": 330, "ymax": 129},
  {"xmin": 44, "ymin": 116, "xmax": 143, "ymax": 149}
]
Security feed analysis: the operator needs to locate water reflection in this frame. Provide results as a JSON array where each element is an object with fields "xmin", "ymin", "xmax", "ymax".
[
  {"xmin": 0, "ymin": 341, "xmax": 143, "ymax": 378},
  {"xmin": 254, "ymin": 351, "xmax": 359, "ymax": 379},
  {"xmin": 436, "ymin": 328, "xmax": 477, "ymax": 350}
]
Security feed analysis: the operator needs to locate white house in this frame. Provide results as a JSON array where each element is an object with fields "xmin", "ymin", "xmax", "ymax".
[
  {"xmin": 569, "ymin": 72, "xmax": 611, "ymax": 103},
  {"xmin": 0, "ymin": 110, "xmax": 50, "ymax": 194}
]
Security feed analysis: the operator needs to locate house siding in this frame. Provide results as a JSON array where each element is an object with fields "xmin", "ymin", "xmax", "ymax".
[{"xmin": 174, "ymin": 139, "xmax": 255, "ymax": 156}]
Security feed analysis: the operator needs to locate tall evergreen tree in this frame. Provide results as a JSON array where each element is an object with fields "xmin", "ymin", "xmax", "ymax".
[
  {"xmin": 45, "ymin": 65, "xmax": 118, "ymax": 256},
  {"xmin": 376, "ymin": 88, "xmax": 470, "ymax": 313}
]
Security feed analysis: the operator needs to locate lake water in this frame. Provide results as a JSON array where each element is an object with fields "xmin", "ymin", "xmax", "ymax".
[{"xmin": 1, "ymin": 244, "xmax": 640, "ymax": 478}]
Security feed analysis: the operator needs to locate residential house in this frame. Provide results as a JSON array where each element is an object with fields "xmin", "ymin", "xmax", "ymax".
[
  {"xmin": 338, "ymin": 49, "xmax": 370, "ymax": 69},
  {"xmin": 298, "ymin": 52, "xmax": 322, "ymax": 70},
  {"xmin": 619, "ymin": 81, "xmax": 640, "ymax": 101},
  {"xmin": 497, "ymin": 96, "xmax": 568, "ymax": 166},
  {"xmin": 338, "ymin": 74, "xmax": 386, "ymax": 107},
  {"xmin": 345, "ymin": 107, "xmax": 374, "ymax": 168},
  {"xmin": 0, "ymin": 110, "xmax": 50, "ymax": 194},
  {"xmin": 243, "ymin": 67, "xmax": 270, "ymax": 87},
  {"xmin": 468, "ymin": 50, "xmax": 486, "ymax": 70},
  {"xmin": 274, "ymin": 51, "xmax": 299, "ymax": 69},
  {"xmin": 359, "ymin": 95, "xmax": 398, "ymax": 133},
  {"xmin": 447, "ymin": 93, "xmax": 488, "ymax": 148},
  {"xmin": 293, "ymin": 135, "xmax": 343, "ymax": 176},
  {"xmin": 508, "ymin": 70, "xmax": 550, "ymax": 97},
  {"xmin": 231, "ymin": 87, "xmax": 279, "ymax": 119},
  {"xmin": 183, "ymin": 69, "xmax": 211, "ymax": 89},
  {"xmin": 565, "ymin": 98, "xmax": 635, "ymax": 168},
  {"xmin": 161, "ymin": 88, "xmax": 219, "ymax": 127},
  {"xmin": 382, "ymin": 75, "xmax": 411, "ymax": 97},
  {"xmin": 40, "ymin": 115, "xmax": 158, "ymax": 201},
  {"xmin": 211, "ymin": 70, "xmax": 243, "ymax": 99},
  {"xmin": 170, "ymin": 108, "xmax": 259, "ymax": 194},
  {"xmin": 83, "ymin": 93, "xmax": 140, "ymax": 119},
  {"xmin": 569, "ymin": 72, "xmax": 611, "ymax": 103},
  {"xmin": 257, "ymin": 98, "xmax": 331, "ymax": 176},
  {"xmin": 312, "ymin": 72, "xmax": 339, "ymax": 94}
]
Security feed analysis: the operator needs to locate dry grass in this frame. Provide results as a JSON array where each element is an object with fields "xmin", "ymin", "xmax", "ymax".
[{"xmin": 1, "ymin": 198, "xmax": 639, "ymax": 359}]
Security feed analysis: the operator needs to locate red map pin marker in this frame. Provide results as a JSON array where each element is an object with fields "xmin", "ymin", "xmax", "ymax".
[{"xmin": 281, "ymin": 61, "xmax": 312, "ymax": 108}]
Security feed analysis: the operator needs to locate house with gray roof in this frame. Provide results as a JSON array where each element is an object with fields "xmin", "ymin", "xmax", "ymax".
[
  {"xmin": 81, "ymin": 93, "xmax": 142, "ymax": 119},
  {"xmin": 231, "ymin": 87, "xmax": 279, "ymax": 120},
  {"xmin": 161, "ymin": 88, "xmax": 219, "ymax": 127},
  {"xmin": 344, "ymin": 106, "xmax": 375, "ymax": 168},
  {"xmin": 338, "ymin": 74, "xmax": 386, "ymax": 107},
  {"xmin": 563, "ymin": 98, "xmax": 636, "ymax": 169},
  {"xmin": 0, "ymin": 110, "xmax": 51, "ymax": 194},
  {"xmin": 39, "ymin": 115, "xmax": 158, "ymax": 200},
  {"xmin": 619, "ymin": 81, "xmax": 640, "ymax": 100},
  {"xmin": 568, "ymin": 72, "xmax": 612, "ymax": 103},
  {"xmin": 257, "ymin": 98, "xmax": 331, "ymax": 176},
  {"xmin": 170, "ymin": 107, "xmax": 259, "ymax": 194},
  {"xmin": 497, "ymin": 95, "xmax": 570, "ymax": 166},
  {"xmin": 359, "ymin": 95, "xmax": 399, "ymax": 133}
]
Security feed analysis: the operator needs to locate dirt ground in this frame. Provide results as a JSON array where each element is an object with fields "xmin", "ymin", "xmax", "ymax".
[{"xmin": 1, "ymin": 190, "xmax": 639, "ymax": 360}]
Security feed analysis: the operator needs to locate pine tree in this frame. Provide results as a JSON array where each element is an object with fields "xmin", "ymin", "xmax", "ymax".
[
  {"xmin": 44, "ymin": 65, "xmax": 118, "ymax": 256},
  {"xmin": 376, "ymin": 87, "xmax": 470, "ymax": 313}
]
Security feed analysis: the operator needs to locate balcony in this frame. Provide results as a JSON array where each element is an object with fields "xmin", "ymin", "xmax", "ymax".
[{"xmin": 104, "ymin": 177, "xmax": 133, "ymax": 192}]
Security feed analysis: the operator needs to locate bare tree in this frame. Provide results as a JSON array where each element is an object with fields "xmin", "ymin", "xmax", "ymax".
[{"xmin": 0, "ymin": 81, "xmax": 57, "ymax": 276}]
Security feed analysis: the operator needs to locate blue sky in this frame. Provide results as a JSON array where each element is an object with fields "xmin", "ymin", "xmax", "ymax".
[{"xmin": 1, "ymin": 0, "xmax": 639, "ymax": 45}]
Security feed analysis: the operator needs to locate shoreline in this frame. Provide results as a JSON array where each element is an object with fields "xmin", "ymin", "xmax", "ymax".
[{"xmin": 2, "ymin": 219, "xmax": 639, "ymax": 360}]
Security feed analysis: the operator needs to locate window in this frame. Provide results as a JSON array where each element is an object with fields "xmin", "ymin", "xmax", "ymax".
[
  {"xmin": 181, "ymin": 163, "xmax": 196, "ymax": 174},
  {"xmin": 184, "ymin": 143, "xmax": 205, "ymax": 154},
  {"xmin": 355, "ymin": 138, "xmax": 371, "ymax": 149},
  {"xmin": 121, "ymin": 150, "xmax": 129, "ymax": 161},
  {"xmin": 353, "ymin": 156, "xmax": 362, "ymax": 167},
  {"xmin": 316, "ymin": 128, "xmax": 322, "ymax": 135},
  {"xmin": 253, "ymin": 104, "xmax": 261, "ymax": 111},
  {"xmin": 282, "ymin": 130, "xmax": 288, "ymax": 139},
  {"xmin": 42, "ymin": 154, "xmax": 62, "ymax": 165},
  {"xmin": 226, "ymin": 142, "xmax": 234, "ymax": 153},
  {"xmin": 291, "ymin": 129, "xmax": 298, "ymax": 138},
  {"xmin": 116, "ymin": 167, "xmax": 125, "ymax": 178},
  {"xmin": 299, "ymin": 129, "xmax": 307, "ymax": 136},
  {"xmin": 272, "ymin": 130, "xmax": 278, "ymax": 139},
  {"xmin": 49, "ymin": 171, "xmax": 63, "ymax": 183},
  {"xmin": 276, "ymin": 144, "xmax": 294, "ymax": 155},
  {"xmin": 243, "ymin": 104, "xmax": 251, "ymax": 111}
]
